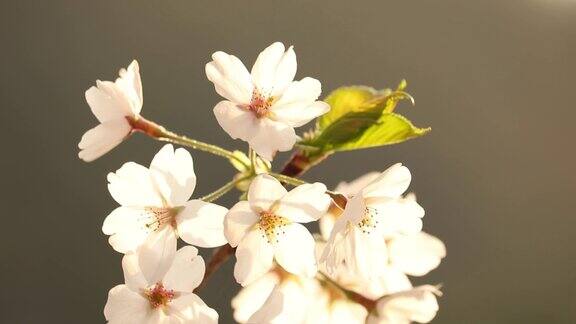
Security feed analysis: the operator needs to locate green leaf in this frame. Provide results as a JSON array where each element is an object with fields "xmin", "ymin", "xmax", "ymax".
[
  {"xmin": 317, "ymin": 86, "xmax": 380, "ymax": 130},
  {"xmin": 301, "ymin": 80, "xmax": 429, "ymax": 154},
  {"xmin": 337, "ymin": 113, "xmax": 430, "ymax": 151}
]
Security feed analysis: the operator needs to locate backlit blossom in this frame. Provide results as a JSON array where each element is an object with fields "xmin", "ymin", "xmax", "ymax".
[
  {"xmin": 104, "ymin": 246, "xmax": 218, "ymax": 324},
  {"xmin": 205, "ymin": 42, "xmax": 330, "ymax": 160},
  {"xmin": 79, "ymin": 60, "xmax": 143, "ymax": 162},
  {"xmin": 366, "ymin": 286, "xmax": 441, "ymax": 324},
  {"xmin": 103, "ymin": 144, "xmax": 228, "ymax": 282},
  {"xmin": 224, "ymin": 174, "xmax": 331, "ymax": 286},
  {"xmin": 321, "ymin": 164, "xmax": 425, "ymax": 281},
  {"xmin": 315, "ymin": 239, "xmax": 412, "ymax": 300},
  {"xmin": 232, "ymin": 266, "xmax": 367, "ymax": 324}
]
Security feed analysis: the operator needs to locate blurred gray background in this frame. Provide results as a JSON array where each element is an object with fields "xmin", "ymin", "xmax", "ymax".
[{"xmin": 1, "ymin": 0, "xmax": 575, "ymax": 322}]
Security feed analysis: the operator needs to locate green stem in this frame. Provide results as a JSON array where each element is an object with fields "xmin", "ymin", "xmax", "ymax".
[
  {"xmin": 200, "ymin": 176, "xmax": 250, "ymax": 203},
  {"xmin": 317, "ymin": 271, "xmax": 376, "ymax": 310},
  {"xmin": 249, "ymin": 148, "xmax": 258, "ymax": 174},
  {"xmin": 269, "ymin": 172, "xmax": 347, "ymax": 208},
  {"xmin": 269, "ymin": 172, "xmax": 307, "ymax": 186},
  {"xmin": 131, "ymin": 116, "xmax": 249, "ymax": 169}
]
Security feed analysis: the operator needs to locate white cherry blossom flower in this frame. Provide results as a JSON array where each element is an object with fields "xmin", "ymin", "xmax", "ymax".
[
  {"xmin": 388, "ymin": 231, "xmax": 446, "ymax": 277},
  {"xmin": 319, "ymin": 171, "xmax": 380, "ymax": 241},
  {"xmin": 321, "ymin": 164, "xmax": 425, "ymax": 281},
  {"xmin": 224, "ymin": 174, "xmax": 331, "ymax": 286},
  {"xmin": 247, "ymin": 273, "xmax": 321, "ymax": 324},
  {"xmin": 104, "ymin": 246, "xmax": 218, "ymax": 324},
  {"xmin": 315, "ymin": 237, "xmax": 412, "ymax": 300},
  {"xmin": 232, "ymin": 270, "xmax": 282, "ymax": 323},
  {"xmin": 103, "ymin": 144, "xmax": 228, "ymax": 282},
  {"xmin": 79, "ymin": 60, "xmax": 143, "ymax": 162},
  {"xmin": 205, "ymin": 42, "xmax": 330, "ymax": 161},
  {"xmin": 366, "ymin": 286, "xmax": 441, "ymax": 324},
  {"xmin": 232, "ymin": 264, "xmax": 368, "ymax": 324}
]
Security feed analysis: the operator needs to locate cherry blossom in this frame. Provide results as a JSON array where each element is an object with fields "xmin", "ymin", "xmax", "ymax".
[
  {"xmin": 224, "ymin": 174, "xmax": 331, "ymax": 286},
  {"xmin": 321, "ymin": 164, "xmax": 425, "ymax": 281},
  {"xmin": 79, "ymin": 60, "xmax": 143, "ymax": 162},
  {"xmin": 104, "ymin": 246, "xmax": 218, "ymax": 324},
  {"xmin": 205, "ymin": 42, "xmax": 330, "ymax": 161},
  {"xmin": 103, "ymin": 144, "xmax": 228, "ymax": 282},
  {"xmin": 232, "ymin": 266, "xmax": 367, "ymax": 324},
  {"xmin": 366, "ymin": 286, "xmax": 441, "ymax": 324}
]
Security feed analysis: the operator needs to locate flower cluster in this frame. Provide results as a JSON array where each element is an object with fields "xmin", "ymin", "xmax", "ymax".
[{"xmin": 79, "ymin": 42, "xmax": 445, "ymax": 323}]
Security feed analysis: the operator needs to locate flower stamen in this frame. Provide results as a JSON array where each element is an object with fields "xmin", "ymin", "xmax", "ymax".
[
  {"xmin": 258, "ymin": 211, "xmax": 290, "ymax": 243},
  {"xmin": 141, "ymin": 207, "xmax": 178, "ymax": 231},
  {"xmin": 357, "ymin": 206, "xmax": 379, "ymax": 234},
  {"xmin": 145, "ymin": 283, "xmax": 175, "ymax": 308},
  {"xmin": 247, "ymin": 89, "xmax": 274, "ymax": 118}
]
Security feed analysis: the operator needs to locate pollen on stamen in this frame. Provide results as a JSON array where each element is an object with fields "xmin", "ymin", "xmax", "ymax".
[
  {"xmin": 141, "ymin": 207, "xmax": 177, "ymax": 232},
  {"xmin": 257, "ymin": 211, "xmax": 291, "ymax": 243},
  {"xmin": 247, "ymin": 89, "xmax": 274, "ymax": 118},
  {"xmin": 357, "ymin": 206, "xmax": 379, "ymax": 234},
  {"xmin": 145, "ymin": 283, "xmax": 175, "ymax": 309}
]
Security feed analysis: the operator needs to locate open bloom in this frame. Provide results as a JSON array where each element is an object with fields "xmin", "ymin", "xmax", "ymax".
[
  {"xmin": 104, "ymin": 246, "xmax": 218, "ymax": 324},
  {"xmin": 103, "ymin": 144, "xmax": 228, "ymax": 282},
  {"xmin": 321, "ymin": 164, "xmax": 425, "ymax": 281},
  {"xmin": 315, "ymin": 239, "xmax": 412, "ymax": 300},
  {"xmin": 224, "ymin": 174, "xmax": 331, "ymax": 286},
  {"xmin": 366, "ymin": 286, "xmax": 441, "ymax": 324},
  {"xmin": 79, "ymin": 60, "xmax": 142, "ymax": 162},
  {"xmin": 205, "ymin": 42, "xmax": 330, "ymax": 160},
  {"xmin": 232, "ymin": 266, "xmax": 367, "ymax": 324}
]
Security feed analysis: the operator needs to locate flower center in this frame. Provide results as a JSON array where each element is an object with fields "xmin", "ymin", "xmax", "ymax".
[
  {"xmin": 142, "ymin": 207, "xmax": 178, "ymax": 232},
  {"xmin": 145, "ymin": 283, "xmax": 175, "ymax": 308},
  {"xmin": 356, "ymin": 206, "xmax": 379, "ymax": 234},
  {"xmin": 247, "ymin": 89, "xmax": 274, "ymax": 118},
  {"xmin": 258, "ymin": 211, "xmax": 290, "ymax": 243}
]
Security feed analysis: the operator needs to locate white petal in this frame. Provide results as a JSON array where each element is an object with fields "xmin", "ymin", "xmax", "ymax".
[
  {"xmin": 176, "ymin": 200, "xmax": 228, "ymax": 248},
  {"xmin": 347, "ymin": 226, "xmax": 389, "ymax": 280},
  {"xmin": 335, "ymin": 172, "xmax": 381, "ymax": 197},
  {"xmin": 275, "ymin": 182, "xmax": 331, "ymax": 223},
  {"xmin": 357, "ymin": 267, "xmax": 412, "ymax": 298},
  {"xmin": 232, "ymin": 272, "xmax": 280, "ymax": 323},
  {"xmin": 137, "ymin": 226, "xmax": 177, "ymax": 284},
  {"xmin": 320, "ymin": 219, "xmax": 349, "ymax": 274},
  {"xmin": 274, "ymin": 100, "xmax": 329, "ymax": 128},
  {"xmin": 102, "ymin": 207, "xmax": 151, "ymax": 253},
  {"xmin": 329, "ymin": 300, "xmax": 369, "ymax": 324},
  {"xmin": 162, "ymin": 246, "xmax": 205, "ymax": 293},
  {"xmin": 104, "ymin": 285, "xmax": 151, "ymax": 324},
  {"xmin": 85, "ymin": 85, "xmax": 131, "ymax": 123},
  {"xmin": 170, "ymin": 293, "xmax": 219, "ymax": 324},
  {"xmin": 150, "ymin": 144, "xmax": 196, "ymax": 206},
  {"xmin": 370, "ymin": 198, "xmax": 424, "ymax": 237},
  {"xmin": 115, "ymin": 60, "xmax": 143, "ymax": 115},
  {"xmin": 248, "ymin": 118, "xmax": 298, "ymax": 161},
  {"xmin": 206, "ymin": 51, "xmax": 253, "ymax": 104},
  {"xmin": 319, "ymin": 213, "xmax": 337, "ymax": 242},
  {"xmin": 107, "ymin": 162, "xmax": 165, "ymax": 207},
  {"xmin": 234, "ymin": 228, "xmax": 275, "ymax": 286},
  {"xmin": 248, "ymin": 279, "xmax": 310, "ymax": 324},
  {"xmin": 388, "ymin": 232, "xmax": 446, "ymax": 276},
  {"xmin": 251, "ymin": 42, "xmax": 296, "ymax": 95},
  {"xmin": 362, "ymin": 164, "xmax": 412, "ymax": 199},
  {"xmin": 78, "ymin": 119, "xmax": 131, "ymax": 162},
  {"xmin": 213, "ymin": 100, "xmax": 258, "ymax": 141},
  {"xmin": 224, "ymin": 201, "xmax": 259, "ymax": 248},
  {"xmin": 376, "ymin": 285, "xmax": 441, "ymax": 324},
  {"xmin": 121, "ymin": 253, "xmax": 149, "ymax": 290},
  {"xmin": 248, "ymin": 174, "xmax": 287, "ymax": 213},
  {"xmin": 270, "ymin": 78, "xmax": 329, "ymax": 127},
  {"xmin": 274, "ymin": 223, "xmax": 317, "ymax": 277}
]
